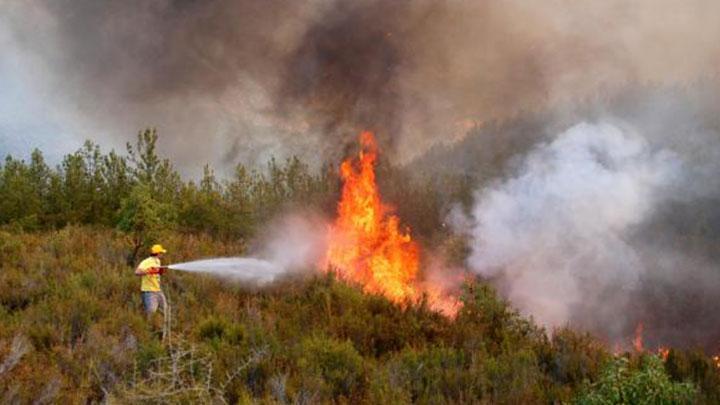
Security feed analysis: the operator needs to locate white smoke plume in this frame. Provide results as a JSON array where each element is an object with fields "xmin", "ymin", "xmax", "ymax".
[{"xmin": 464, "ymin": 122, "xmax": 683, "ymax": 342}]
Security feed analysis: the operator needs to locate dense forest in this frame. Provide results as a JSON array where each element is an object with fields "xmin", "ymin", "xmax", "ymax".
[{"xmin": 0, "ymin": 129, "xmax": 719, "ymax": 403}]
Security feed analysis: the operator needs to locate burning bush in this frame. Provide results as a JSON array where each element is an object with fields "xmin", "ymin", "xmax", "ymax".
[{"xmin": 325, "ymin": 131, "xmax": 459, "ymax": 315}]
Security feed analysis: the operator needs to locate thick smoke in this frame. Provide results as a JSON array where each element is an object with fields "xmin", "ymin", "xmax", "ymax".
[
  {"xmin": 2, "ymin": 1, "xmax": 720, "ymax": 172},
  {"xmin": 465, "ymin": 123, "xmax": 674, "ymax": 335},
  {"xmin": 463, "ymin": 120, "xmax": 720, "ymax": 349}
]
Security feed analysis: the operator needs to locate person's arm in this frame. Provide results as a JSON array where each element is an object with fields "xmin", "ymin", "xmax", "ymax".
[
  {"xmin": 135, "ymin": 259, "xmax": 151, "ymax": 276},
  {"xmin": 135, "ymin": 260, "xmax": 165, "ymax": 276}
]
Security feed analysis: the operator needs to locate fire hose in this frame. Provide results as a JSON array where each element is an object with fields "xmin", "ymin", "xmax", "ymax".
[{"xmin": 146, "ymin": 266, "xmax": 169, "ymax": 275}]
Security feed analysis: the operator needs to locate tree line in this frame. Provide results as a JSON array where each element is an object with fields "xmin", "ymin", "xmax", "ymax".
[{"xmin": 0, "ymin": 129, "xmax": 338, "ymax": 258}]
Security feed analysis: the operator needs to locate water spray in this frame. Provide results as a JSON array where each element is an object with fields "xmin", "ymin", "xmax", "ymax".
[{"xmin": 168, "ymin": 258, "xmax": 285, "ymax": 285}]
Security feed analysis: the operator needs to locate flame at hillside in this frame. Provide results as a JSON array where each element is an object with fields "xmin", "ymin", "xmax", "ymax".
[
  {"xmin": 325, "ymin": 131, "xmax": 458, "ymax": 314},
  {"xmin": 633, "ymin": 323, "xmax": 644, "ymax": 352},
  {"xmin": 326, "ymin": 132, "xmax": 419, "ymax": 302}
]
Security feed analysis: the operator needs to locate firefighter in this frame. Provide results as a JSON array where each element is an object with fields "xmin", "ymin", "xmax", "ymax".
[{"xmin": 135, "ymin": 244, "xmax": 170, "ymax": 339}]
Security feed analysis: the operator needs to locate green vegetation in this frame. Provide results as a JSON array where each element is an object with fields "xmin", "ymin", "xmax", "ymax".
[
  {"xmin": 576, "ymin": 356, "xmax": 696, "ymax": 404},
  {"xmin": 0, "ymin": 129, "xmax": 338, "ymax": 259},
  {"xmin": 0, "ymin": 229, "xmax": 717, "ymax": 403},
  {"xmin": 0, "ymin": 130, "xmax": 718, "ymax": 403}
]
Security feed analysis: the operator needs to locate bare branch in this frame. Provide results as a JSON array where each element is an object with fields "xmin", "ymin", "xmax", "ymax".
[
  {"xmin": 115, "ymin": 340, "xmax": 266, "ymax": 404},
  {"xmin": 0, "ymin": 335, "xmax": 30, "ymax": 377}
]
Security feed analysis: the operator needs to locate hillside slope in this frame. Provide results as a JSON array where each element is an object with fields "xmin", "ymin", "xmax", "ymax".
[{"xmin": 0, "ymin": 227, "xmax": 716, "ymax": 403}]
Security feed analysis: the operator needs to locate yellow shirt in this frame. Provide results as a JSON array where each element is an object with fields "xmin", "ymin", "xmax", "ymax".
[{"xmin": 138, "ymin": 256, "xmax": 162, "ymax": 292}]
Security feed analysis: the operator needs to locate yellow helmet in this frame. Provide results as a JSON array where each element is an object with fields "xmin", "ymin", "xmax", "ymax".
[{"xmin": 150, "ymin": 244, "xmax": 167, "ymax": 254}]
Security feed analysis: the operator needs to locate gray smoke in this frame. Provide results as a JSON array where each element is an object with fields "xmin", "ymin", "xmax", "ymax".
[
  {"xmin": 465, "ymin": 123, "xmax": 674, "ymax": 333},
  {"xmin": 2, "ymin": 1, "xmax": 720, "ymax": 173},
  {"xmin": 461, "ymin": 117, "xmax": 720, "ymax": 349}
]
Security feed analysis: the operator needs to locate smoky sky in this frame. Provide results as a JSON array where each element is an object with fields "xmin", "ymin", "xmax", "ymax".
[
  {"xmin": 451, "ymin": 83, "xmax": 720, "ymax": 351},
  {"xmin": 2, "ymin": 0, "xmax": 720, "ymax": 174}
]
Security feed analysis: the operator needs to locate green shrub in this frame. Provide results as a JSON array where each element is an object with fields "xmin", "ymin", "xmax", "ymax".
[
  {"xmin": 542, "ymin": 327, "xmax": 609, "ymax": 387},
  {"xmin": 197, "ymin": 316, "xmax": 228, "ymax": 341},
  {"xmin": 483, "ymin": 348, "xmax": 545, "ymax": 403},
  {"xmin": 0, "ymin": 269, "xmax": 40, "ymax": 311},
  {"xmin": 368, "ymin": 367, "xmax": 413, "ymax": 404},
  {"xmin": 384, "ymin": 346, "xmax": 482, "ymax": 404},
  {"xmin": 0, "ymin": 230, "xmax": 23, "ymax": 262},
  {"xmin": 576, "ymin": 355, "xmax": 697, "ymax": 404},
  {"xmin": 27, "ymin": 323, "xmax": 58, "ymax": 351},
  {"xmin": 135, "ymin": 339, "xmax": 165, "ymax": 374},
  {"xmin": 295, "ymin": 335, "xmax": 366, "ymax": 400}
]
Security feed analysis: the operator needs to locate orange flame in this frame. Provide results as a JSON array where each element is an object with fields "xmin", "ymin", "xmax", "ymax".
[
  {"xmin": 325, "ymin": 131, "xmax": 419, "ymax": 302},
  {"xmin": 324, "ymin": 131, "xmax": 459, "ymax": 314},
  {"xmin": 633, "ymin": 322, "xmax": 644, "ymax": 352}
]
